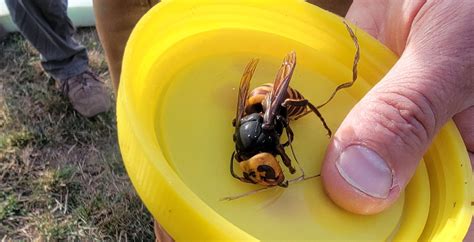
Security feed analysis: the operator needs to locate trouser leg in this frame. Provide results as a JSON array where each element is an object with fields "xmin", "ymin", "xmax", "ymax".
[
  {"xmin": 92, "ymin": 0, "xmax": 160, "ymax": 92},
  {"xmin": 5, "ymin": 0, "xmax": 89, "ymax": 81},
  {"xmin": 94, "ymin": 1, "xmax": 172, "ymax": 240}
]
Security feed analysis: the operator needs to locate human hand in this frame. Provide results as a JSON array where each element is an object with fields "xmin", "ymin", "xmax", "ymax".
[{"xmin": 321, "ymin": 0, "xmax": 473, "ymax": 216}]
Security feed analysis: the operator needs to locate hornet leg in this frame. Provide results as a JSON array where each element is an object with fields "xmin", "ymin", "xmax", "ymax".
[
  {"xmin": 230, "ymin": 151, "xmax": 254, "ymax": 183},
  {"xmin": 276, "ymin": 115, "xmax": 293, "ymax": 147},
  {"xmin": 282, "ymin": 98, "xmax": 332, "ymax": 137},
  {"xmin": 276, "ymin": 114, "xmax": 304, "ymax": 178},
  {"xmin": 276, "ymin": 144, "xmax": 296, "ymax": 174},
  {"xmin": 292, "ymin": 109, "xmax": 312, "ymax": 121}
]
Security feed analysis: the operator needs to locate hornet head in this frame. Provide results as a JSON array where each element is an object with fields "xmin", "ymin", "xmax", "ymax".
[{"xmin": 239, "ymin": 153, "xmax": 286, "ymax": 187}]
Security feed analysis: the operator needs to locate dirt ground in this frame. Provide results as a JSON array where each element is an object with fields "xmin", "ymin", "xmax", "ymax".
[{"xmin": 0, "ymin": 28, "xmax": 154, "ymax": 240}]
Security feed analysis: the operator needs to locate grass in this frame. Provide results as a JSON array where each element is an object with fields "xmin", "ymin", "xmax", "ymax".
[{"xmin": 0, "ymin": 28, "xmax": 154, "ymax": 240}]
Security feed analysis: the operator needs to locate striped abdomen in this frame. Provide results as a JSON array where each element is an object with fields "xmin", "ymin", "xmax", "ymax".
[{"xmin": 245, "ymin": 83, "xmax": 307, "ymax": 118}]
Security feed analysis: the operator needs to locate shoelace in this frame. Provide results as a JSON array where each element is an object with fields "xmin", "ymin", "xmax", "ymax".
[{"xmin": 61, "ymin": 70, "xmax": 101, "ymax": 95}]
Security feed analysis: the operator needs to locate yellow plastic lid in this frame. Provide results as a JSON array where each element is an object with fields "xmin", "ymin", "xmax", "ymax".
[{"xmin": 117, "ymin": 0, "xmax": 473, "ymax": 240}]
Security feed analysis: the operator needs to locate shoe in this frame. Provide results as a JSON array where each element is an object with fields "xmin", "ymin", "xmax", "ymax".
[{"xmin": 59, "ymin": 70, "xmax": 111, "ymax": 117}]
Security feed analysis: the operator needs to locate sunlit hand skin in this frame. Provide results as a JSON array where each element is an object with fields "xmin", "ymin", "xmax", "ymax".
[{"xmin": 321, "ymin": 0, "xmax": 474, "ymax": 219}]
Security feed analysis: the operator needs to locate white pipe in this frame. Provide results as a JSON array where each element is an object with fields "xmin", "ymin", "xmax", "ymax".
[{"xmin": 0, "ymin": 0, "xmax": 95, "ymax": 33}]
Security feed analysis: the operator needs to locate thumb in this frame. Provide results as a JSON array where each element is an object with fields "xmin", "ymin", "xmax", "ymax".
[{"xmin": 321, "ymin": 1, "xmax": 474, "ymax": 214}]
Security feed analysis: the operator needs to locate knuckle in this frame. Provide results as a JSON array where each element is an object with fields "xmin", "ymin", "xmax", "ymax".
[{"xmin": 364, "ymin": 88, "xmax": 438, "ymax": 149}]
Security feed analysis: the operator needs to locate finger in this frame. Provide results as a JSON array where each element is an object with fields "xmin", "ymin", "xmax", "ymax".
[
  {"xmin": 454, "ymin": 106, "xmax": 474, "ymax": 173},
  {"xmin": 321, "ymin": 56, "xmax": 473, "ymax": 214},
  {"xmin": 464, "ymin": 218, "xmax": 474, "ymax": 242},
  {"xmin": 453, "ymin": 106, "xmax": 474, "ymax": 154},
  {"xmin": 322, "ymin": 1, "xmax": 474, "ymax": 214},
  {"xmin": 345, "ymin": 0, "xmax": 426, "ymax": 55},
  {"xmin": 345, "ymin": 0, "xmax": 387, "ymax": 39}
]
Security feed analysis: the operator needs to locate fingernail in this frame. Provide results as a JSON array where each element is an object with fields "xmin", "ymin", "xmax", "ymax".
[{"xmin": 336, "ymin": 145, "xmax": 393, "ymax": 199}]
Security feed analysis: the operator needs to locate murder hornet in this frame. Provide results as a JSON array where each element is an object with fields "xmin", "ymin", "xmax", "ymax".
[
  {"xmin": 230, "ymin": 22, "xmax": 360, "ymax": 189},
  {"xmin": 230, "ymin": 52, "xmax": 332, "ymax": 187}
]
